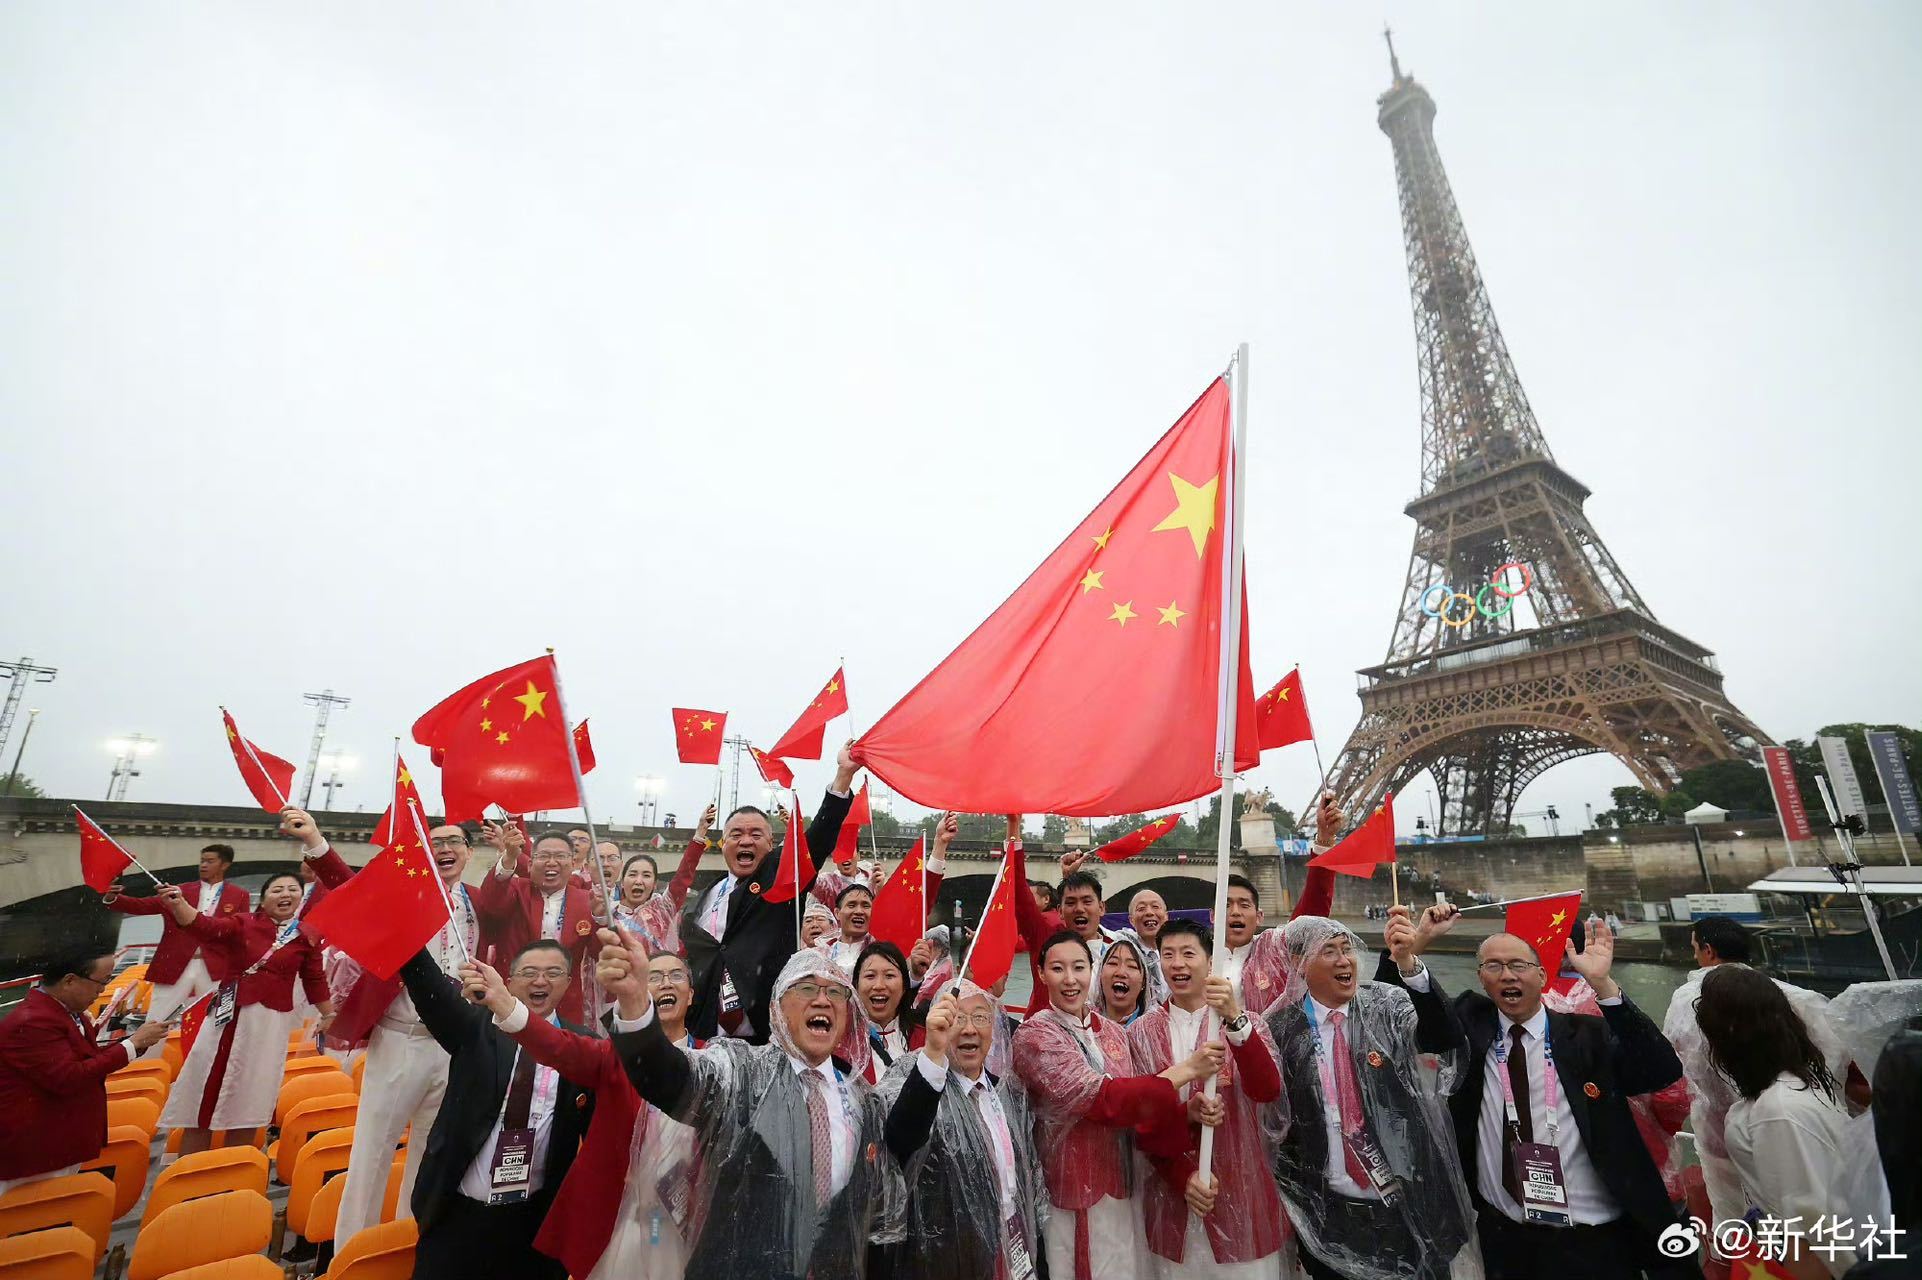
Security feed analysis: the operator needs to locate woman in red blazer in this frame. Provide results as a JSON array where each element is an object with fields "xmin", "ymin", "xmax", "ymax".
[{"xmin": 154, "ymin": 872, "xmax": 332, "ymax": 1155}]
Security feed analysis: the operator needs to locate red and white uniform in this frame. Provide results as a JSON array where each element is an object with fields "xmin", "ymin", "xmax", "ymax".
[
  {"xmin": 104, "ymin": 879, "xmax": 252, "ymax": 1020},
  {"xmin": 160, "ymin": 911, "xmax": 328, "ymax": 1131},
  {"xmin": 472, "ymin": 857, "xmax": 602, "ymax": 1025},
  {"xmin": 0, "ymin": 990, "xmax": 136, "ymax": 1191},
  {"xmin": 1129, "ymin": 1004, "xmax": 1291, "ymax": 1280}
]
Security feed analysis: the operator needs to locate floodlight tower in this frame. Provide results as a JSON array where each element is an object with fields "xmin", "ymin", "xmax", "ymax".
[
  {"xmin": 0, "ymin": 657, "xmax": 58, "ymax": 767},
  {"xmin": 300, "ymin": 689, "xmax": 352, "ymax": 807}
]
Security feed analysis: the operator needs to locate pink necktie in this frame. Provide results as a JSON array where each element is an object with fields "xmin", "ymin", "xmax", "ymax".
[
  {"xmin": 804, "ymin": 1071, "xmax": 833, "ymax": 1207},
  {"xmin": 1328, "ymin": 1009, "xmax": 1370, "ymax": 1186}
]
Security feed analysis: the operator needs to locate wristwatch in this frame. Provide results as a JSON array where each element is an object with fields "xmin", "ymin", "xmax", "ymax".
[{"xmin": 1223, "ymin": 1013, "xmax": 1250, "ymax": 1034}]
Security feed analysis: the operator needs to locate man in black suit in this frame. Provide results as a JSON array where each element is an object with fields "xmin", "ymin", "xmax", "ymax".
[
  {"xmin": 1388, "ymin": 912, "xmax": 1692, "ymax": 1280},
  {"xmin": 400, "ymin": 939, "xmax": 594, "ymax": 1280},
  {"xmin": 680, "ymin": 741, "xmax": 856, "ymax": 1043}
]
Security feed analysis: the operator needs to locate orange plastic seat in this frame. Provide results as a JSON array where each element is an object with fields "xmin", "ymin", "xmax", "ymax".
[
  {"xmin": 350, "ymin": 1055, "xmax": 367, "ymax": 1093},
  {"xmin": 0, "ymin": 1172, "xmax": 115, "ymax": 1262},
  {"xmin": 127, "ymin": 1189, "xmax": 272, "ymax": 1280},
  {"xmin": 280, "ymin": 1055, "xmax": 338, "ymax": 1085},
  {"xmin": 276, "ymin": 1069, "xmax": 356, "ymax": 1125},
  {"xmin": 105, "ymin": 1096, "xmax": 160, "ymax": 1139},
  {"xmin": 150, "ymin": 1257, "xmax": 286, "ymax": 1280},
  {"xmin": 77, "ymin": 1125, "xmax": 151, "ymax": 1219},
  {"xmin": 304, "ymin": 1173, "xmax": 348, "ymax": 1245},
  {"xmin": 322, "ymin": 1218, "xmax": 417, "ymax": 1280},
  {"xmin": 379, "ymin": 1153, "xmax": 406, "ymax": 1223},
  {"xmin": 275, "ymin": 1094, "xmax": 357, "ymax": 1187},
  {"xmin": 142, "ymin": 1147, "xmax": 268, "ymax": 1228},
  {"xmin": 111, "ymin": 1058, "xmax": 174, "ymax": 1087},
  {"xmin": 286, "ymin": 1127, "xmax": 355, "ymax": 1239},
  {"xmin": 0, "ymin": 1223, "xmax": 95, "ymax": 1280},
  {"xmin": 160, "ymin": 1032, "xmax": 184, "ymax": 1077},
  {"xmin": 103, "ymin": 1075, "xmax": 167, "ymax": 1110}
]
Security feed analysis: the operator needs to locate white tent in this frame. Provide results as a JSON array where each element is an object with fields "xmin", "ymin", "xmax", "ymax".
[{"xmin": 1684, "ymin": 801, "xmax": 1729, "ymax": 825}]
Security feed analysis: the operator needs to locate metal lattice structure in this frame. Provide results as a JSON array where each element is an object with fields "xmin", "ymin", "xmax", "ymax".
[{"xmin": 1320, "ymin": 38, "xmax": 1770, "ymax": 835}]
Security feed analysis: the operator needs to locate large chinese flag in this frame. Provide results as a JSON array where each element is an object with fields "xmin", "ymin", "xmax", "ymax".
[
  {"xmin": 75, "ymin": 807, "xmax": 134, "ymax": 892},
  {"xmin": 413, "ymin": 655, "xmax": 581, "ymax": 823},
  {"xmin": 673, "ymin": 708, "xmax": 728, "ymax": 765},
  {"xmin": 1308, "ymin": 793, "xmax": 1397, "ymax": 878},
  {"xmin": 1508, "ymin": 891, "xmax": 1583, "ymax": 995},
  {"xmin": 761, "ymin": 791, "xmax": 808, "ymax": 905},
  {"xmin": 960, "ymin": 851, "xmax": 1021, "ymax": 989},
  {"xmin": 853, "ymin": 378, "xmax": 1257, "ymax": 815},
  {"xmin": 370, "ymin": 754, "xmax": 429, "ymax": 848},
  {"xmin": 1255, "ymin": 668, "xmax": 1314, "ymax": 749},
  {"xmin": 303, "ymin": 835, "xmax": 456, "ymax": 981},
  {"xmin": 769, "ymin": 668, "xmax": 849, "ymax": 761},
  {"xmin": 867, "ymin": 836, "xmax": 928, "ymax": 951},
  {"xmin": 222, "ymin": 709, "xmax": 297, "ymax": 812},
  {"xmin": 1095, "ymin": 813, "xmax": 1182, "ymax": 863}
]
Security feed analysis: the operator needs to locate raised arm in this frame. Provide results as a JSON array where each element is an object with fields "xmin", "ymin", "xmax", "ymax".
[
  {"xmin": 663, "ymin": 805, "xmax": 715, "ymax": 913},
  {"xmin": 99, "ymin": 888, "xmax": 164, "ymax": 917},
  {"xmin": 460, "ymin": 959, "xmax": 624, "ymax": 1090},
  {"xmin": 798, "ymin": 743, "xmax": 861, "ymax": 885},
  {"xmin": 1006, "ymin": 823, "xmax": 1053, "ymax": 953},
  {"xmin": 399, "ymin": 948, "xmax": 486, "ymax": 1052},
  {"xmin": 1291, "ymin": 793, "xmax": 1345, "ymax": 919}
]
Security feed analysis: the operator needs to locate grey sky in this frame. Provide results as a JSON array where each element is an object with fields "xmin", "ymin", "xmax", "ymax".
[{"xmin": 4, "ymin": 3, "xmax": 1918, "ymax": 835}]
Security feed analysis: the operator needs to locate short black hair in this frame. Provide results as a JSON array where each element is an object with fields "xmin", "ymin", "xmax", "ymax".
[
  {"xmin": 41, "ymin": 950, "xmax": 114, "ymax": 986},
  {"xmin": 1158, "ymin": 917, "xmax": 1214, "ymax": 956},
  {"xmin": 1692, "ymin": 916, "xmax": 1752, "ymax": 964},
  {"xmin": 836, "ymin": 882, "xmax": 873, "ymax": 909},
  {"xmin": 1059, "ymin": 870, "xmax": 1104, "ymax": 901},
  {"xmin": 1029, "ymin": 881, "xmax": 1056, "ymax": 910},
  {"xmin": 201, "ymin": 843, "xmax": 236, "ymax": 866},
  {"xmin": 1040, "ymin": 929, "xmax": 1092, "ymax": 966},
  {"xmin": 532, "ymin": 830, "xmax": 577, "ymax": 851},
  {"xmin": 725, "ymin": 805, "xmax": 772, "ymax": 827},
  {"xmin": 567, "ymin": 827, "xmax": 592, "ymax": 837},
  {"xmin": 511, "ymin": 940, "xmax": 571, "ymax": 971},
  {"xmin": 621, "ymin": 853, "xmax": 658, "ymax": 878},
  {"xmin": 1227, "ymin": 873, "xmax": 1259, "ymax": 909},
  {"xmin": 260, "ymin": 870, "xmax": 304, "ymax": 897}
]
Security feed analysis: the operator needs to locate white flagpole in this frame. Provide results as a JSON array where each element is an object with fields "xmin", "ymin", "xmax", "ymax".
[
  {"xmin": 952, "ymin": 845, "xmax": 1011, "ymax": 996},
  {"xmin": 408, "ymin": 798, "xmax": 473, "ymax": 965},
  {"xmin": 545, "ymin": 650, "xmax": 615, "ymax": 925},
  {"xmin": 1199, "ymin": 344, "xmax": 1251, "ymax": 1185}
]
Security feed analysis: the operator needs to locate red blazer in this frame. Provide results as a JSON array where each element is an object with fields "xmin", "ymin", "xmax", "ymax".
[
  {"xmin": 0, "ymin": 989, "xmax": 130, "ymax": 1177},
  {"xmin": 506, "ymin": 1013, "xmax": 702, "ymax": 1279},
  {"xmin": 470, "ymin": 866, "xmax": 603, "ymax": 1025},
  {"xmin": 104, "ymin": 882, "xmax": 252, "ymax": 984},
  {"xmin": 184, "ymin": 912, "xmax": 329, "ymax": 1013}
]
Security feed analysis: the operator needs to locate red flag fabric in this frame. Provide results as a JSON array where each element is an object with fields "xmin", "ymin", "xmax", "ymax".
[
  {"xmin": 412, "ymin": 655, "xmax": 581, "ymax": 823},
  {"xmin": 371, "ymin": 755, "xmax": 429, "ymax": 848},
  {"xmin": 1506, "ymin": 892, "xmax": 1584, "ymax": 996},
  {"xmin": 75, "ymin": 807, "xmax": 134, "ymax": 893},
  {"xmin": 673, "ymin": 708, "xmax": 728, "ymax": 765},
  {"xmin": 221, "ymin": 709, "xmax": 296, "ymax": 813},
  {"xmin": 867, "ymin": 836, "xmax": 928, "ymax": 951},
  {"xmin": 961, "ymin": 852, "xmax": 1021, "ymax": 989},
  {"xmin": 846, "ymin": 781, "xmax": 872, "ymax": 830},
  {"xmin": 303, "ymin": 836, "xmax": 457, "ymax": 981},
  {"xmin": 1255, "ymin": 668, "xmax": 1314, "ymax": 749},
  {"xmin": 1094, "ymin": 813, "xmax": 1182, "ymax": 863},
  {"xmin": 176, "ymin": 989, "xmax": 215, "ymax": 1058},
  {"xmin": 761, "ymin": 792, "xmax": 807, "ymax": 905},
  {"xmin": 572, "ymin": 720, "xmax": 596, "ymax": 775},
  {"xmin": 748, "ymin": 744, "xmax": 794, "ymax": 789},
  {"xmin": 831, "ymin": 780, "xmax": 872, "ymax": 865},
  {"xmin": 1308, "ymin": 793, "xmax": 1397, "ymax": 878},
  {"xmin": 853, "ymin": 378, "xmax": 1258, "ymax": 816},
  {"xmin": 769, "ymin": 668, "xmax": 849, "ymax": 761}
]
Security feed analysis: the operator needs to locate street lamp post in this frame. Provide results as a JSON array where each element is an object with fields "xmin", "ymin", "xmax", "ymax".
[
  {"xmin": 635, "ymin": 775, "xmax": 664, "ymax": 825},
  {"xmin": 317, "ymin": 751, "xmax": 356, "ymax": 811},
  {"xmin": 105, "ymin": 734, "xmax": 157, "ymax": 800}
]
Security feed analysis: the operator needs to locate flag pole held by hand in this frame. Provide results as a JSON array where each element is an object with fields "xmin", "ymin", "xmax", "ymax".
[
  {"xmin": 545, "ymin": 648, "xmax": 616, "ymax": 926},
  {"xmin": 409, "ymin": 799, "xmax": 473, "ymax": 965}
]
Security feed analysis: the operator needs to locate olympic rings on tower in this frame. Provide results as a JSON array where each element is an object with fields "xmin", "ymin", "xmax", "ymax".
[{"xmin": 1416, "ymin": 563, "xmax": 1531, "ymax": 629}]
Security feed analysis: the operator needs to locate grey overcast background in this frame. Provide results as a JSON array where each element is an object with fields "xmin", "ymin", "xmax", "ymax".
[{"xmin": 4, "ymin": 4, "xmax": 1918, "ymax": 835}]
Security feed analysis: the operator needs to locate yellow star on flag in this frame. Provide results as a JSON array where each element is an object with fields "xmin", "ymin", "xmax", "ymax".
[
  {"xmin": 1092, "ymin": 526, "xmax": 1114, "ymax": 550},
  {"xmin": 1157, "ymin": 601, "xmax": 1186, "ymax": 626},
  {"xmin": 479, "ymin": 718, "xmax": 492, "ymax": 732},
  {"xmin": 397, "ymin": 766, "xmax": 413, "ymax": 786},
  {"xmin": 513, "ymin": 681, "xmax": 549, "ymax": 721},
  {"xmin": 495, "ymin": 731, "xmax": 510, "ymax": 745},
  {"xmin": 1150, "ymin": 471, "xmax": 1219, "ymax": 558},
  {"xmin": 1109, "ymin": 601, "xmax": 1137, "ymax": 627},
  {"xmin": 1272, "ymin": 686, "xmax": 1289, "ymax": 702},
  {"xmin": 1549, "ymin": 909, "xmax": 1568, "ymax": 927},
  {"xmin": 1079, "ymin": 568, "xmax": 1104, "ymax": 595},
  {"xmin": 700, "ymin": 717, "xmax": 717, "ymax": 732}
]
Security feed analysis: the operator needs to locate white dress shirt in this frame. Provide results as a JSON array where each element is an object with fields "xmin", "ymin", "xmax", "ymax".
[
  {"xmin": 1164, "ymin": 1001, "xmax": 1252, "ymax": 1100},
  {"xmin": 697, "ymin": 874, "xmax": 739, "ymax": 939},
  {"xmin": 1476, "ymin": 1002, "xmax": 1622, "ymax": 1226},
  {"xmin": 196, "ymin": 879, "xmax": 225, "ymax": 914},
  {"xmin": 460, "ymin": 1003, "xmax": 563, "ymax": 1202},
  {"xmin": 1725, "ymin": 1073, "xmax": 1888, "ymax": 1277},
  {"xmin": 917, "ymin": 1056, "xmax": 1019, "ymax": 1220},
  {"xmin": 825, "ymin": 936, "xmax": 865, "ymax": 976}
]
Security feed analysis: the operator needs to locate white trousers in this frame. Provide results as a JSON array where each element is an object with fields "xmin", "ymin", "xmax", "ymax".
[
  {"xmin": 1046, "ymin": 1193, "xmax": 1155, "ymax": 1280},
  {"xmin": 146, "ymin": 958, "xmax": 214, "ymax": 1022},
  {"xmin": 1155, "ymin": 1214, "xmax": 1290, "ymax": 1280},
  {"xmin": 333, "ymin": 1020, "xmax": 450, "ymax": 1243}
]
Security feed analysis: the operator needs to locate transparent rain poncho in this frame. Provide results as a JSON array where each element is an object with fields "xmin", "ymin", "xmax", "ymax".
[
  {"xmin": 1259, "ymin": 916, "xmax": 1476, "ymax": 1280},
  {"xmin": 628, "ymin": 948, "xmax": 891, "ymax": 1279},
  {"xmin": 1097, "ymin": 932, "xmax": 1157, "ymax": 1023},
  {"xmin": 871, "ymin": 980, "xmax": 1049, "ymax": 1279},
  {"xmin": 1827, "ymin": 978, "xmax": 1922, "ymax": 1078}
]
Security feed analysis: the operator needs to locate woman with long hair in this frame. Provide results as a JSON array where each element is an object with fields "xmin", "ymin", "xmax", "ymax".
[
  {"xmin": 854, "ymin": 940, "xmax": 922, "ymax": 1082},
  {"xmin": 1694, "ymin": 964, "xmax": 1889, "ymax": 1278},
  {"xmin": 157, "ymin": 870, "xmax": 332, "ymax": 1154},
  {"xmin": 1097, "ymin": 934, "xmax": 1152, "ymax": 1024}
]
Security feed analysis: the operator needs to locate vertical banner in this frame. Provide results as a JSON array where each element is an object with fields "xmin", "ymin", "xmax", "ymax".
[
  {"xmin": 1866, "ymin": 731, "xmax": 1921, "ymax": 835},
  {"xmin": 1816, "ymin": 735, "xmax": 1872, "ymax": 824},
  {"xmin": 1760, "ymin": 746, "xmax": 1813, "ymax": 842}
]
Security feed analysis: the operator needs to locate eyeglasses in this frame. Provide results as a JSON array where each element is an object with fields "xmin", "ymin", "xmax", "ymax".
[
  {"xmin": 71, "ymin": 971, "xmax": 109, "ymax": 990},
  {"xmin": 429, "ymin": 836, "xmax": 469, "ymax": 849},
  {"xmin": 514, "ymin": 967, "xmax": 570, "ymax": 981},
  {"xmin": 955, "ymin": 1012, "xmax": 997, "ymax": 1031},
  {"xmin": 645, "ymin": 970, "xmax": 689, "ymax": 987},
  {"xmin": 786, "ymin": 982, "xmax": 851, "ymax": 1004},
  {"xmin": 529, "ymin": 851, "xmax": 571, "ymax": 865},
  {"xmin": 1477, "ymin": 959, "xmax": 1542, "ymax": 977}
]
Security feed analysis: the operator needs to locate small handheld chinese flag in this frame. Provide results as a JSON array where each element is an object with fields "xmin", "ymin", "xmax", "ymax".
[
  {"xmin": 749, "ymin": 744, "xmax": 795, "ymax": 789},
  {"xmin": 572, "ymin": 721, "xmax": 596, "ymax": 774},
  {"xmin": 371, "ymin": 755, "xmax": 429, "ymax": 848},
  {"xmin": 673, "ymin": 709, "xmax": 728, "ymax": 765},
  {"xmin": 1255, "ymin": 668, "xmax": 1313, "ymax": 750},
  {"xmin": 1095, "ymin": 814, "xmax": 1182, "ymax": 863},
  {"xmin": 75, "ymin": 807, "xmax": 134, "ymax": 893},
  {"xmin": 177, "ymin": 989, "xmax": 216, "ymax": 1058},
  {"xmin": 761, "ymin": 791, "xmax": 809, "ymax": 905},
  {"xmin": 769, "ymin": 667, "xmax": 848, "ymax": 761},
  {"xmin": 1308, "ymin": 793, "xmax": 1397, "ymax": 878},
  {"xmin": 867, "ymin": 836, "xmax": 929, "ymax": 952},
  {"xmin": 221, "ymin": 709, "xmax": 297, "ymax": 812},
  {"xmin": 833, "ymin": 779, "xmax": 871, "ymax": 865},
  {"xmin": 412, "ymin": 655, "xmax": 581, "ymax": 823},
  {"xmin": 303, "ymin": 836, "xmax": 458, "ymax": 981},
  {"xmin": 1507, "ymin": 892, "xmax": 1584, "ymax": 995},
  {"xmin": 960, "ymin": 851, "xmax": 1020, "ymax": 989}
]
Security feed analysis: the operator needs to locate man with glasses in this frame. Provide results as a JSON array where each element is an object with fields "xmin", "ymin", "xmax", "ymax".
[
  {"xmin": 475, "ymin": 827, "xmax": 603, "ymax": 1026},
  {"xmin": 1386, "ymin": 913, "xmax": 1689, "ymax": 1279},
  {"xmin": 0, "ymin": 951, "xmax": 172, "ymax": 1195},
  {"xmin": 279, "ymin": 805, "xmax": 482, "ymax": 1242}
]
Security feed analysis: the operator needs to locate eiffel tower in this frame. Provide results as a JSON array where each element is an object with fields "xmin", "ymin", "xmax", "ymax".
[{"xmin": 1321, "ymin": 35, "xmax": 1771, "ymax": 836}]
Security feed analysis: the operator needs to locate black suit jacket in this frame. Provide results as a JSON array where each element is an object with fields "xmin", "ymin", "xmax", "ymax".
[
  {"xmin": 399, "ymin": 950, "xmax": 594, "ymax": 1229},
  {"xmin": 1445, "ymin": 985, "xmax": 1685, "ymax": 1252},
  {"xmin": 679, "ymin": 788, "xmax": 852, "ymax": 1042}
]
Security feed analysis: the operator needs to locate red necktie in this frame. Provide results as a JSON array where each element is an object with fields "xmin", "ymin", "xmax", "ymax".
[
  {"xmin": 804, "ymin": 1070, "xmax": 833, "ymax": 1207},
  {"xmin": 1329, "ymin": 1009, "xmax": 1370, "ymax": 1187}
]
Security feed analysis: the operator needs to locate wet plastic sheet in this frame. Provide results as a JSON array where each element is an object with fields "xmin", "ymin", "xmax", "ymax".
[{"xmin": 1828, "ymin": 978, "xmax": 1922, "ymax": 1079}]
